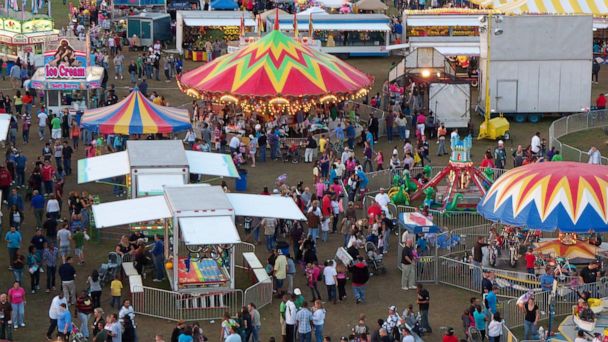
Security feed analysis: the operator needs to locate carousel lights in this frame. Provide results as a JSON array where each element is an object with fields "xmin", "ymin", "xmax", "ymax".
[
  {"xmin": 268, "ymin": 97, "xmax": 290, "ymax": 105},
  {"xmin": 319, "ymin": 95, "xmax": 338, "ymax": 104},
  {"xmin": 220, "ymin": 95, "xmax": 239, "ymax": 103}
]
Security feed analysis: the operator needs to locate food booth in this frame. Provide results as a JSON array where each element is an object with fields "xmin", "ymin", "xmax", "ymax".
[
  {"xmin": 268, "ymin": 13, "xmax": 391, "ymax": 56},
  {"xmin": 175, "ymin": 10, "xmax": 256, "ymax": 58},
  {"xmin": 30, "ymin": 38, "xmax": 103, "ymax": 115},
  {"xmin": 127, "ymin": 12, "xmax": 172, "ymax": 47},
  {"xmin": 0, "ymin": 11, "xmax": 60, "ymax": 65}
]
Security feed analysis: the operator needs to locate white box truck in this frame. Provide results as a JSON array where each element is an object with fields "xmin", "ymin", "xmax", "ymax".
[{"xmin": 479, "ymin": 15, "xmax": 592, "ymax": 123}]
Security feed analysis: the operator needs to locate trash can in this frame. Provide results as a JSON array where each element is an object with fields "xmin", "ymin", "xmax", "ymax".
[{"xmin": 235, "ymin": 169, "xmax": 248, "ymax": 191}]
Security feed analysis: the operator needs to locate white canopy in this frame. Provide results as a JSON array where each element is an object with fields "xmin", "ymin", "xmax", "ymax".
[
  {"xmin": 183, "ymin": 18, "xmax": 257, "ymax": 27},
  {"xmin": 317, "ymin": 0, "xmax": 348, "ymax": 8},
  {"xmin": 313, "ymin": 22, "xmax": 389, "ymax": 31},
  {"xmin": 406, "ymin": 16, "xmax": 480, "ymax": 27},
  {"xmin": 92, "ymin": 196, "xmax": 171, "ymax": 228},
  {"xmin": 0, "ymin": 115, "xmax": 10, "ymax": 142},
  {"xmin": 297, "ymin": 6, "xmax": 328, "ymax": 15},
  {"xmin": 354, "ymin": 0, "xmax": 387, "ymax": 10},
  {"xmin": 179, "ymin": 216, "xmax": 240, "ymax": 245},
  {"xmin": 226, "ymin": 194, "xmax": 306, "ymax": 220},
  {"xmin": 185, "ymin": 151, "xmax": 240, "ymax": 178},
  {"xmin": 436, "ymin": 46, "xmax": 480, "ymax": 56},
  {"xmin": 77, "ymin": 151, "xmax": 130, "ymax": 184},
  {"xmin": 136, "ymin": 174, "xmax": 186, "ymax": 196}
]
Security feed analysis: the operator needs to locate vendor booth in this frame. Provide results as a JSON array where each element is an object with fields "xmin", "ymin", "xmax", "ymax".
[
  {"xmin": 78, "ymin": 140, "xmax": 238, "ymax": 233},
  {"xmin": 0, "ymin": 11, "xmax": 60, "ymax": 65},
  {"xmin": 80, "ymin": 89, "xmax": 192, "ymax": 135},
  {"xmin": 90, "ymin": 184, "xmax": 306, "ymax": 291},
  {"xmin": 30, "ymin": 39, "xmax": 103, "ymax": 115},
  {"xmin": 176, "ymin": 10, "xmax": 256, "ymax": 56},
  {"xmin": 127, "ymin": 12, "xmax": 171, "ymax": 47},
  {"xmin": 269, "ymin": 13, "xmax": 391, "ymax": 56}
]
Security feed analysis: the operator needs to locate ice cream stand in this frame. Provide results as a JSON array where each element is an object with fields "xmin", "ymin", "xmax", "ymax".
[{"xmin": 30, "ymin": 38, "xmax": 104, "ymax": 115}]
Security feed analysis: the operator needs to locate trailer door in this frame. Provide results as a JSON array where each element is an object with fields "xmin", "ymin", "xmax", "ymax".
[{"xmin": 496, "ymin": 80, "xmax": 518, "ymax": 113}]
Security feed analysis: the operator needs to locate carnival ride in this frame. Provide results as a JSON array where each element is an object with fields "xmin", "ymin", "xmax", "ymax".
[
  {"xmin": 478, "ymin": 162, "xmax": 608, "ymax": 336},
  {"xmin": 408, "ymin": 135, "xmax": 493, "ymax": 211},
  {"xmin": 176, "ymin": 10, "xmax": 374, "ymax": 116}
]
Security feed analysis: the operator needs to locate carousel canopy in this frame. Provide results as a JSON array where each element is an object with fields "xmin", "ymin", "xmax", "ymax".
[
  {"xmin": 177, "ymin": 26, "xmax": 373, "ymax": 112},
  {"xmin": 81, "ymin": 90, "xmax": 191, "ymax": 135},
  {"xmin": 477, "ymin": 162, "xmax": 608, "ymax": 232},
  {"xmin": 354, "ymin": 0, "xmax": 388, "ymax": 11}
]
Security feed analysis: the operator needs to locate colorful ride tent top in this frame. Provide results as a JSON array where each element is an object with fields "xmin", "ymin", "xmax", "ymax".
[
  {"xmin": 177, "ymin": 26, "xmax": 373, "ymax": 114},
  {"xmin": 80, "ymin": 90, "xmax": 191, "ymax": 135},
  {"xmin": 477, "ymin": 162, "xmax": 608, "ymax": 232},
  {"xmin": 470, "ymin": 0, "xmax": 607, "ymax": 14}
]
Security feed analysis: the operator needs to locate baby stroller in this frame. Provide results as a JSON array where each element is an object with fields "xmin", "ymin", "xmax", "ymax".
[
  {"xmin": 99, "ymin": 252, "xmax": 122, "ymax": 287},
  {"xmin": 365, "ymin": 241, "xmax": 386, "ymax": 275},
  {"xmin": 467, "ymin": 326, "xmax": 483, "ymax": 342},
  {"xmin": 69, "ymin": 323, "xmax": 86, "ymax": 342}
]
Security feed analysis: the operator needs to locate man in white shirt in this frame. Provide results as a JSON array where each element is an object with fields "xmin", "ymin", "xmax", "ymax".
[
  {"xmin": 530, "ymin": 132, "xmax": 541, "ymax": 155},
  {"xmin": 37, "ymin": 110, "xmax": 48, "ymax": 141},
  {"xmin": 284, "ymin": 295, "xmax": 297, "ymax": 342},
  {"xmin": 229, "ymin": 135, "xmax": 241, "ymax": 155},
  {"xmin": 47, "ymin": 292, "xmax": 68, "ymax": 340},
  {"xmin": 588, "ymin": 146, "xmax": 602, "ymax": 165},
  {"xmin": 323, "ymin": 260, "xmax": 338, "ymax": 304},
  {"xmin": 374, "ymin": 188, "xmax": 391, "ymax": 215}
]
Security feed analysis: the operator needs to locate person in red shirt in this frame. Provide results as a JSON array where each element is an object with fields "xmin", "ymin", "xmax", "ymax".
[
  {"xmin": 480, "ymin": 151, "xmax": 496, "ymax": 169},
  {"xmin": 524, "ymin": 247, "xmax": 536, "ymax": 274},
  {"xmin": 0, "ymin": 165, "xmax": 12, "ymax": 203},
  {"xmin": 597, "ymin": 93, "xmax": 607, "ymax": 109},
  {"xmin": 41, "ymin": 160, "xmax": 55, "ymax": 196},
  {"xmin": 442, "ymin": 327, "xmax": 459, "ymax": 342}
]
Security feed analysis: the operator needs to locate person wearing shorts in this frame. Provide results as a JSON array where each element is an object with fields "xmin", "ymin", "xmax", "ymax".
[
  {"xmin": 72, "ymin": 229, "xmax": 85, "ymax": 265},
  {"xmin": 56, "ymin": 224, "xmax": 71, "ymax": 264}
]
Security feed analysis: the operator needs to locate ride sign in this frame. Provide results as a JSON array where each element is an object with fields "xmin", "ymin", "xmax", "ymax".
[{"xmin": 45, "ymin": 65, "xmax": 86, "ymax": 79}]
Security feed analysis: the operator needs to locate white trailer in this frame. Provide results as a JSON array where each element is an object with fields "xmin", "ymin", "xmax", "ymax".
[
  {"xmin": 479, "ymin": 15, "xmax": 592, "ymax": 123},
  {"xmin": 429, "ymin": 83, "xmax": 470, "ymax": 128}
]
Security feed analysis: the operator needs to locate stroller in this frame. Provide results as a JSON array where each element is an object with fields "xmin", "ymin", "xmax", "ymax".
[
  {"xmin": 99, "ymin": 252, "xmax": 122, "ymax": 287},
  {"xmin": 69, "ymin": 323, "xmax": 87, "ymax": 342},
  {"xmin": 365, "ymin": 241, "xmax": 386, "ymax": 275},
  {"xmin": 467, "ymin": 326, "xmax": 483, "ymax": 342}
]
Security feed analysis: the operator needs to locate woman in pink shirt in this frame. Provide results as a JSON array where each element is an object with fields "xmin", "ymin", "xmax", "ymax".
[{"xmin": 8, "ymin": 281, "xmax": 25, "ymax": 328}]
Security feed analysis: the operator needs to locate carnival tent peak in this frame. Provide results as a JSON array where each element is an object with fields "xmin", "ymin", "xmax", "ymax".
[{"xmin": 80, "ymin": 89, "xmax": 191, "ymax": 135}]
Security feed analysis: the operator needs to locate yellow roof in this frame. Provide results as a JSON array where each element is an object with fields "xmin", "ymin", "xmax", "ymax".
[{"xmin": 472, "ymin": 0, "xmax": 608, "ymax": 15}]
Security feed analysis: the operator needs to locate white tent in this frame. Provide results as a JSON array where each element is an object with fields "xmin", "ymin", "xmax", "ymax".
[
  {"xmin": 354, "ymin": 0, "xmax": 387, "ymax": 11},
  {"xmin": 297, "ymin": 6, "xmax": 328, "ymax": 15},
  {"xmin": 0, "ymin": 115, "xmax": 11, "ymax": 142},
  {"xmin": 317, "ymin": 0, "xmax": 348, "ymax": 8}
]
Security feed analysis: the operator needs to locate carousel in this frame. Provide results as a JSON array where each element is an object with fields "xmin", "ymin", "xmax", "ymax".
[
  {"xmin": 478, "ymin": 162, "xmax": 608, "ymax": 339},
  {"xmin": 177, "ymin": 10, "xmax": 374, "ymax": 124}
]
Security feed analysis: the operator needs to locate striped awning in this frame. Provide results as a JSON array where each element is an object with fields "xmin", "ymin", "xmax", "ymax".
[{"xmin": 471, "ymin": 0, "xmax": 608, "ymax": 15}]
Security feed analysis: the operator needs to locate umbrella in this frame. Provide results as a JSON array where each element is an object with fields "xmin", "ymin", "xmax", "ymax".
[
  {"xmin": 533, "ymin": 239, "xmax": 598, "ymax": 263},
  {"xmin": 477, "ymin": 162, "xmax": 608, "ymax": 232},
  {"xmin": 399, "ymin": 212, "xmax": 442, "ymax": 234},
  {"xmin": 81, "ymin": 90, "xmax": 191, "ymax": 135}
]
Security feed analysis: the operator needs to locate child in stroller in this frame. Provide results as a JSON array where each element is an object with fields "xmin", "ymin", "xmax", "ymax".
[
  {"xmin": 98, "ymin": 252, "xmax": 122, "ymax": 287},
  {"xmin": 365, "ymin": 241, "xmax": 386, "ymax": 275}
]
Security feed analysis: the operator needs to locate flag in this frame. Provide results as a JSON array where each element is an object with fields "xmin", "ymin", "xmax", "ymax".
[{"xmin": 293, "ymin": 12, "xmax": 298, "ymax": 37}]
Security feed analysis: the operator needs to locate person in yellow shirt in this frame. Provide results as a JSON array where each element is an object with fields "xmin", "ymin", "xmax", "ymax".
[
  {"xmin": 319, "ymin": 135, "xmax": 328, "ymax": 154},
  {"xmin": 274, "ymin": 250, "xmax": 287, "ymax": 296},
  {"xmin": 153, "ymin": 96, "xmax": 162, "ymax": 105},
  {"xmin": 110, "ymin": 276, "xmax": 123, "ymax": 309}
]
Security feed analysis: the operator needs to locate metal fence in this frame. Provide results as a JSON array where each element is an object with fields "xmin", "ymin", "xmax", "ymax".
[
  {"xmin": 502, "ymin": 278, "xmax": 608, "ymax": 330},
  {"xmin": 132, "ymin": 285, "xmax": 244, "ymax": 322},
  {"xmin": 549, "ymin": 109, "xmax": 608, "ymax": 164},
  {"xmin": 244, "ymin": 279, "xmax": 274, "ymax": 311},
  {"xmin": 234, "ymin": 242, "xmax": 256, "ymax": 269}
]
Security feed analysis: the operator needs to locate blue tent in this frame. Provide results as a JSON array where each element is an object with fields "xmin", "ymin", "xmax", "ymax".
[
  {"xmin": 398, "ymin": 212, "xmax": 442, "ymax": 234},
  {"xmin": 210, "ymin": 0, "xmax": 238, "ymax": 10}
]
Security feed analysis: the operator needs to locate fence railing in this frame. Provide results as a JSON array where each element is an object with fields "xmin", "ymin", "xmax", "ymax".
[
  {"xmin": 234, "ymin": 242, "xmax": 256, "ymax": 269},
  {"xmin": 132, "ymin": 285, "xmax": 244, "ymax": 322},
  {"xmin": 549, "ymin": 109, "xmax": 608, "ymax": 164},
  {"xmin": 244, "ymin": 278, "xmax": 274, "ymax": 311}
]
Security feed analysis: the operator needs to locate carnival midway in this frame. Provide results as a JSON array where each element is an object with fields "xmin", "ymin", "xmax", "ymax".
[{"xmin": 0, "ymin": 0, "xmax": 605, "ymax": 340}]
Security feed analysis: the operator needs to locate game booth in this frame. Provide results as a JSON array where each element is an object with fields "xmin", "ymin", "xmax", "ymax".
[
  {"xmin": 0, "ymin": 10, "xmax": 60, "ymax": 65},
  {"xmin": 91, "ymin": 184, "xmax": 306, "ymax": 292},
  {"xmin": 175, "ymin": 10, "xmax": 256, "ymax": 59},
  {"xmin": 478, "ymin": 162, "xmax": 608, "ymax": 339},
  {"xmin": 30, "ymin": 38, "xmax": 104, "ymax": 115}
]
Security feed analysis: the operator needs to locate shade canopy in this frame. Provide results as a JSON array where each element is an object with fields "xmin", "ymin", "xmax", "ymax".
[
  {"xmin": 533, "ymin": 239, "xmax": 598, "ymax": 263},
  {"xmin": 177, "ymin": 27, "xmax": 373, "ymax": 112},
  {"xmin": 473, "ymin": 0, "xmax": 608, "ymax": 14},
  {"xmin": 399, "ymin": 212, "xmax": 441, "ymax": 234},
  {"xmin": 210, "ymin": 0, "xmax": 238, "ymax": 10},
  {"xmin": 477, "ymin": 162, "xmax": 608, "ymax": 232},
  {"xmin": 354, "ymin": 0, "xmax": 388, "ymax": 11},
  {"xmin": 81, "ymin": 90, "xmax": 191, "ymax": 135}
]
